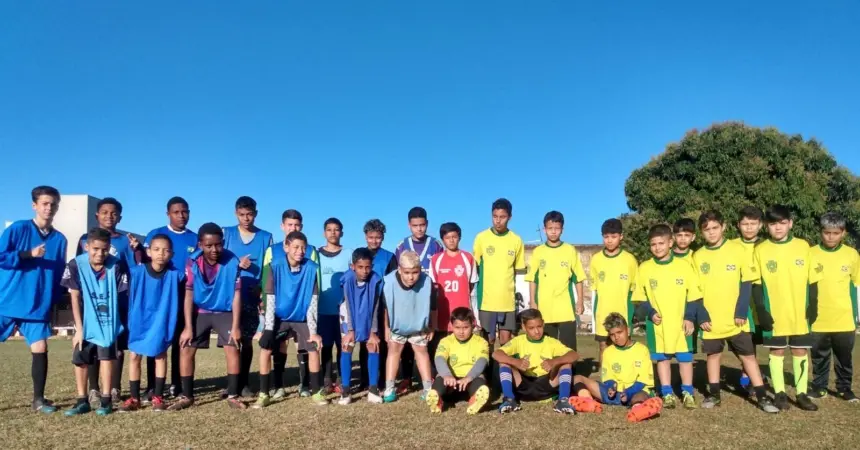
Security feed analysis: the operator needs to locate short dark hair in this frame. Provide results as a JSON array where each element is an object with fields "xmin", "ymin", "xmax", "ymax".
[
  {"xmin": 408, "ymin": 207, "xmax": 427, "ymax": 221},
  {"xmin": 603, "ymin": 312, "xmax": 628, "ymax": 332},
  {"xmin": 765, "ymin": 205, "xmax": 792, "ymax": 224},
  {"xmin": 363, "ymin": 219, "xmax": 387, "ymax": 235},
  {"xmin": 673, "ymin": 218, "xmax": 696, "ymax": 234},
  {"xmin": 86, "ymin": 227, "xmax": 112, "ymax": 246},
  {"xmin": 518, "ymin": 308, "xmax": 543, "ymax": 324},
  {"xmin": 439, "ymin": 222, "xmax": 461, "ymax": 239},
  {"xmin": 149, "ymin": 233, "xmax": 173, "ymax": 248},
  {"xmin": 96, "ymin": 197, "xmax": 123, "ymax": 214},
  {"xmin": 601, "ymin": 218, "xmax": 623, "ymax": 235},
  {"xmin": 286, "ymin": 231, "xmax": 307, "ymax": 244},
  {"xmin": 167, "ymin": 196, "xmax": 189, "ymax": 211},
  {"xmin": 450, "ymin": 307, "xmax": 475, "ymax": 325},
  {"xmin": 648, "ymin": 224, "xmax": 673, "ymax": 240},
  {"xmin": 738, "ymin": 206, "xmax": 763, "ymax": 222},
  {"xmin": 31, "ymin": 186, "xmax": 60, "ymax": 203},
  {"xmin": 697, "ymin": 210, "xmax": 724, "ymax": 229},
  {"xmin": 492, "ymin": 198, "xmax": 513, "ymax": 216},
  {"xmin": 543, "ymin": 211, "xmax": 564, "ymax": 226},
  {"xmin": 197, "ymin": 222, "xmax": 223, "ymax": 240},
  {"xmin": 352, "ymin": 247, "xmax": 374, "ymax": 264},
  {"xmin": 324, "ymin": 218, "xmax": 343, "ymax": 231},
  {"xmin": 235, "ymin": 196, "xmax": 257, "ymax": 211},
  {"xmin": 282, "ymin": 209, "xmax": 303, "ymax": 223}
]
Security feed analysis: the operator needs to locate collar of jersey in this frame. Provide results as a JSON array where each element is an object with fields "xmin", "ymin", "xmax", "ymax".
[
  {"xmin": 769, "ymin": 235, "xmax": 794, "ymax": 245},
  {"xmin": 741, "ymin": 237, "xmax": 760, "ymax": 244},
  {"xmin": 526, "ymin": 336, "xmax": 545, "ymax": 343},
  {"xmin": 653, "ymin": 254, "xmax": 674, "ymax": 265},
  {"xmin": 705, "ymin": 239, "xmax": 727, "ymax": 250},
  {"xmin": 545, "ymin": 241, "xmax": 564, "ymax": 249},
  {"xmin": 613, "ymin": 342, "xmax": 635, "ymax": 351},
  {"xmin": 490, "ymin": 228, "xmax": 509, "ymax": 237},
  {"xmin": 672, "ymin": 249, "xmax": 690, "ymax": 257},
  {"xmin": 456, "ymin": 335, "xmax": 474, "ymax": 345},
  {"xmin": 819, "ymin": 243, "xmax": 842, "ymax": 252},
  {"xmin": 602, "ymin": 248, "xmax": 622, "ymax": 258}
]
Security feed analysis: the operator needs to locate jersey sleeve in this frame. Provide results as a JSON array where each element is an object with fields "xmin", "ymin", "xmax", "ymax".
[
  {"xmin": 469, "ymin": 255, "xmax": 479, "ymax": 283},
  {"xmin": 752, "ymin": 248, "xmax": 763, "ymax": 285},
  {"xmin": 514, "ymin": 238, "xmax": 526, "ymax": 271},
  {"xmin": 852, "ymin": 251, "xmax": 860, "ymax": 284},
  {"xmin": 472, "ymin": 235, "xmax": 483, "ymax": 263},
  {"xmin": 631, "ymin": 265, "xmax": 647, "ymax": 302},
  {"xmin": 184, "ymin": 259, "xmax": 195, "ymax": 291},
  {"xmin": 808, "ymin": 248, "xmax": 824, "ymax": 285},
  {"xmin": 435, "ymin": 337, "xmax": 450, "ymax": 361},
  {"xmin": 588, "ymin": 257, "xmax": 598, "ymax": 290},
  {"xmin": 571, "ymin": 247, "xmax": 586, "ymax": 284},
  {"xmin": 499, "ymin": 337, "xmax": 519, "ymax": 356},
  {"xmin": 525, "ymin": 247, "xmax": 538, "ymax": 281},
  {"xmin": 552, "ymin": 338, "xmax": 572, "ymax": 357},
  {"xmin": 428, "ymin": 255, "xmax": 439, "ymax": 283},
  {"xmin": 61, "ymin": 260, "xmax": 81, "ymax": 291},
  {"xmin": 116, "ymin": 261, "xmax": 130, "ymax": 293},
  {"xmin": 634, "ymin": 346, "xmax": 655, "ymax": 390}
]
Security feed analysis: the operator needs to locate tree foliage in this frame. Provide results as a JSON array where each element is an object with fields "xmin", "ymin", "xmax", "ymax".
[{"xmin": 620, "ymin": 122, "xmax": 860, "ymax": 261}]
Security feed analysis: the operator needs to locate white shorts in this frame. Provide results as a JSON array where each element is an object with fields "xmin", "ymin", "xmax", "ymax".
[{"xmin": 389, "ymin": 331, "xmax": 429, "ymax": 346}]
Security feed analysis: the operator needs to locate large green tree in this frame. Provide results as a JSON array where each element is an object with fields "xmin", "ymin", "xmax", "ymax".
[{"xmin": 620, "ymin": 122, "xmax": 860, "ymax": 261}]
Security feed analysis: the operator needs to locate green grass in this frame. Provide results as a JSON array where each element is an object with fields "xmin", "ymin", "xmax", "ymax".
[{"xmin": 1, "ymin": 338, "xmax": 859, "ymax": 449}]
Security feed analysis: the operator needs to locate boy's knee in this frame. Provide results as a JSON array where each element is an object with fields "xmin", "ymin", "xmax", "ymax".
[
  {"xmin": 412, "ymin": 345, "xmax": 428, "ymax": 354},
  {"xmin": 30, "ymin": 340, "xmax": 47, "ymax": 353}
]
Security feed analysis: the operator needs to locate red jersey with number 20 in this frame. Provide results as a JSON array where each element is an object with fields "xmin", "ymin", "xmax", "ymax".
[{"xmin": 430, "ymin": 251, "xmax": 479, "ymax": 331}]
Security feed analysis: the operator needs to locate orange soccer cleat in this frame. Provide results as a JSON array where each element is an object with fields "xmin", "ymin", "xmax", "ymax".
[
  {"xmin": 569, "ymin": 396, "xmax": 603, "ymax": 414},
  {"xmin": 627, "ymin": 397, "xmax": 662, "ymax": 423}
]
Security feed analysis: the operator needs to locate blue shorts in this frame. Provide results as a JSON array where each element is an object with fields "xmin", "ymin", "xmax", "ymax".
[
  {"xmin": 651, "ymin": 352, "xmax": 693, "ymax": 363},
  {"xmin": 0, "ymin": 316, "xmax": 52, "ymax": 346}
]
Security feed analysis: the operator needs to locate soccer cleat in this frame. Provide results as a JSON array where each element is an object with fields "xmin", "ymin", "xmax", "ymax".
[
  {"xmin": 333, "ymin": 384, "xmax": 344, "ymax": 395},
  {"xmin": 662, "ymin": 394, "xmax": 678, "ymax": 409},
  {"xmin": 569, "ymin": 396, "xmax": 603, "ymax": 414},
  {"xmin": 337, "ymin": 394, "xmax": 352, "ymax": 406},
  {"xmin": 467, "ymin": 385, "xmax": 490, "ymax": 415},
  {"xmin": 396, "ymin": 379, "xmax": 411, "ymax": 395},
  {"xmin": 240, "ymin": 386, "xmax": 255, "ymax": 398},
  {"xmin": 226, "ymin": 396, "xmax": 247, "ymax": 410},
  {"xmin": 64, "ymin": 402, "xmax": 92, "ymax": 417},
  {"xmin": 837, "ymin": 391, "xmax": 859, "ymax": 403},
  {"xmin": 498, "ymin": 397, "xmax": 521, "ymax": 414},
  {"xmin": 627, "ymin": 397, "xmax": 663, "ymax": 423},
  {"xmin": 95, "ymin": 405, "xmax": 113, "ymax": 416},
  {"xmin": 88, "ymin": 389, "xmax": 100, "ymax": 405},
  {"xmin": 271, "ymin": 388, "xmax": 287, "ymax": 400},
  {"xmin": 682, "ymin": 392, "xmax": 697, "ymax": 409},
  {"xmin": 118, "ymin": 398, "xmax": 140, "ymax": 413},
  {"xmin": 701, "ymin": 396, "xmax": 721, "ymax": 409},
  {"xmin": 167, "ymin": 396, "xmax": 194, "ymax": 411},
  {"xmin": 219, "ymin": 389, "xmax": 229, "ymax": 400},
  {"xmin": 367, "ymin": 392, "xmax": 384, "ymax": 404},
  {"xmin": 419, "ymin": 389, "xmax": 431, "ymax": 402},
  {"xmin": 150, "ymin": 396, "xmax": 166, "ymax": 412},
  {"xmin": 31, "ymin": 398, "xmax": 57, "ymax": 414},
  {"xmin": 141, "ymin": 389, "xmax": 153, "ymax": 405},
  {"xmin": 111, "ymin": 388, "xmax": 121, "ymax": 403},
  {"xmin": 796, "ymin": 394, "xmax": 818, "ymax": 412},
  {"xmin": 773, "ymin": 392, "xmax": 790, "ymax": 411},
  {"xmin": 425, "ymin": 389, "xmax": 442, "ymax": 414},
  {"xmin": 757, "ymin": 397, "xmax": 779, "ymax": 414},
  {"xmin": 311, "ymin": 391, "xmax": 329, "ymax": 406},
  {"xmin": 299, "ymin": 387, "xmax": 312, "ymax": 398},
  {"xmin": 553, "ymin": 398, "xmax": 576, "ymax": 415},
  {"xmin": 807, "ymin": 389, "xmax": 828, "ymax": 399},
  {"xmin": 251, "ymin": 394, "xmax": 271, "ymax": 409},
  {"xmin": 382, "ymin": 387, "xmax": 397, "ymax": 403}
]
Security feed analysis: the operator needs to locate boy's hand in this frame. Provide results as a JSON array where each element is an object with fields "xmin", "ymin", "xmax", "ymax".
[
  {"xmin": 443, "ymin": 376, "xmax": 457, "ymax": 388},
  {"xmin": 651, "ymin": 312, "xmax": 662, "ymax": 325},
  {"xmin": 424, "ymin": 329, "xmax": 434, "ymax": 342},
  {"xmin": 308, "ymin": 334, "xmax": 323, "ymax": 352},
  {"xmin": 368, "ymin": 332, "xmax": 380, "ymax": 346},
  {"xmin": 619, "ymin": 392, "xmax": 628, "ymax": 403},
  {"xmin": 683, "ymin": 320, "xmax": 694, "ymax": 336},
  {"xmin": 456, "ymin": 377, "xmax": 472, "ymax": 391},
  {"xmin": 342, "ymin": 331, "xmax": 355, "ymax": 351},
  {"xmin": 517, "ymin": 357, "xmax": 530, "ymax": 372},
  {"xmin": 30, "ymin": 244, "xmax": 46, "ymax": 258},
  {"xmin": 230, "ymin": 327, "xmax": 242, "ymax": 349},
  {"xmin": 734, "ymin": 318, "xmax": 747, "ymax": 327},
  {"xmin": 239, "ymin": 254, "xmax": 252, "ymax": 270},
  {"xmin": 606, "ymin": 385, "xmax": 617, "ymax": 399},
  {"xmin": 575, "ymin": 301, "xmax": 584, "ymax": 316},
  {"xmin": 127, "ymin": 234, "xmax": 140, "ymax": 250},
  {"xmin": 700, "ymin": 321, "xmax": 712, "ymax": 332},
  {"xmin": 72, "ymin": 332, "xmax": 82, "ymax": 351},
  {"xmin": 540, "ymin": 357, "xmax": 555, "ymax": 374},
  {"xmin": 180, "ymin": 327, "xmax": 193, "ymax": 348}
]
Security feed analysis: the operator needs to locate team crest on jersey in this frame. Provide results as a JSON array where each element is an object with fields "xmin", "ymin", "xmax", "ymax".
[
  {"xmin": 700, "ymin": 262, "xmax": 710, "ymax": 274},
  {"xmin": 649, "ymin": 279, "xmax": 658, "ymax": 289},
  {"xmin": 676, "ymin": 278, "xmax": 684, "ymax": 286},
  {"xmin": 598, "ymin": 271, "xmax": 606, "ymax": 282},
  {"xmin": 620, "ymin": 273, "xmax": 628, "ymax": 281},
  {"xmin": 487, "ymin": 246, "xmax": 495, "ymax": 256},
  {"xmin": 187, "ymin": 246, "xmax": 195, "ymax": 254},
  {"xmin": 726, "ymin": 264, "xmax": 736, "ymax": 271},
  {"xmin": 766, "ymin": 260, "xmax": 778, "ymax": 273},
  {"xmin": 539, "ymin": 259, "xmax": 547, "ymax": 269},
  {"xmin": 842, "ymin": 265, "xmax": 851, "ymax": 273},
  {"xmin": 507, "ymin": 250, "xmax": 516, "ymax": 257},
  {"xmin": 454, "ymin": 265, "xmax": 465, "ymax": 277},
  {"xmin": 795, "ymin": 259, "xmax": 805, "ymax": 267},
  {"xmin": 815, "ymin": 263, "xmax": 823, "ymax": 273},
  {"xmin": 611, "ymin": 363, "xmax": 622, "ymax": 373},
  {"xmin": 560, "ymin": 260, "xmax": 570, "ymax": 268},
  {"xmin": 634, "ymin": 361, "xmax": 642, "ymax": 368},
  {"xmin": 109, "ymin": 245, "xmax": 118, "ymax": 256},
  {"xmin": 449, "ymin": 354, "xmax": 458, "ymax": 365}
]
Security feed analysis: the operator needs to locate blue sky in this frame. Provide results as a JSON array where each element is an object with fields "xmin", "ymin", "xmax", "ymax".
[{"xmin": 1, "ymin": 0, "xmax": 858, "ymax": 250}]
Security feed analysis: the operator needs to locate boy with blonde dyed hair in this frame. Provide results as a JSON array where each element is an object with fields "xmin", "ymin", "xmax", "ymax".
[{"xmin": 382, "ymin": 250, "xmax": 438, "ymax": 402}]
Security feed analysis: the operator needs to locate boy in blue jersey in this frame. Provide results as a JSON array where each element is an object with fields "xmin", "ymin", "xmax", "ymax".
[
  {"xmin": 62, "ymin": 228, "xmax": 130, "ymax": 417},
  {"xmin": 118, "ymin": 234, "xmax": 185, "ymax": 412},
  {"xmin": 319, "ymin": 217, "xmax": 351, "ymax": 394},
  {"xmin": 143, "ymin": 196, "xmax": 197, "ymax": 399},
  {"xmin": 0, "ymin": 186, "xmax": 67, "ymax": 413},
  {"xmin": 170, "ymin": 223, "xmax": 245, "ymax": 410},
  {"xmin": 337, "ymin": 248, "xmax": 385, "ymax": 404},
  {"xmin": 254, "ymin": 231, "xmax": 326, "ymax": 408},
  {"xmin": 361, "ymin": 218, "xmax": 396, "ymax": 389},
  {"xmin": 223, "ymin": 196, "xmax": 273, "ymax": 398}
]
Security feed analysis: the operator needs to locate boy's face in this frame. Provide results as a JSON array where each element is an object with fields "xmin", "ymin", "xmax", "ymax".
[
  {"xmin": 602, "ymin": 233, "xmax": 622, "ymax": 252},
  {"xmin": 32, "ymin": 194, "xmax": 59, "ymax": 222},
  {"xmin": 441, "ymin": 231, "xmax": 460, "ymax": 252},
  {"xmin": 86, "ymin": 239, "xmax": 111, "ymax": 265},
  {"xmin": 96, "ymin": 204, "xmax": 121, "ymax": 231},
  {"xmin": 236, "ymin": 207, "xmax": 256, "ymax": 229},
  {"xmin": 398, "ymin": 265, "xmax": 421, "ymax": 287},
  {"xmin": 821, "ymin": 227, "xmax": 845, "ymax": 249},
  {"xmin": 282, "ymin": 218, "xmax": 303, "ymax": 234},
  {"xmin": 607, "ymin": 326, "xmax": 629, "ymax": 347},
  {"xmin": 700, "ymin": 220, "xmax": 725, "ymax": 247},
  {"xmin": 324, "ymin": 223, "xmax": 343, "ymax": 246},
  {"xmin": 146, "ymin": 238, "xmax": 173, "ymax": 267},
  {"xmin": 199, "ymin": 234, "xmax": 224, "ymax": 263},
  {"xmin": 352, "ymin": 258, "xmax": 372, "ymax": 281},
  {"xmin": 168, "ymin": 203, "xmax": 190, "ymax": 229},
  {"xmin": 544, "ymin": 220, "xmax": 562, "ymax": 243},
  {"xmin": 522, "ymin": 318, "xmax": 545, "ymax": 341},
  {"xmin": 284, "ymin": 239, "xmax": 307, "ymax": 264},
  {"xmin": 649, "ymin": 235, "xmax": 672, "ymax": 260},
  {"xmin": 674, "ymin": 231, "xmax": 694, "ymax": 250},
  {"xmin": 408, "ymin": 218, "xmax": 427, "ymax": 240},
  {"xmin": 766, "ymin": 219, "xmax": 792, "ymax": 241},
  {"xmin": 492, "ymin": 209, "xmax": 510, "ymax": 233},
  {"xmin": 451, "ymin": 318, "xmax": 473, "ymax": 341},
  {"xmin": 365, "ymin": 231, "xmax": 383, "ymax": 250},
  {"xmin": 738, "ymin": 217, "xmax": 762, "ymax": 241}
]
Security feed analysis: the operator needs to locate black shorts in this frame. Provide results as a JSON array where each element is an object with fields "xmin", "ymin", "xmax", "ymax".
[
  {"xmin": 544, "ymin": 321, "xmax": 577, "ymax": 351},
  {"xmin": 516, "ymin": 374, "xmax": 557, "ymax": 401},
  {"xmin": 273, "ymin": 320, "xmax": 312, "ymax": 352},
  {"xmin": 751, "ymin": 327, "xmax": 764, "ymax": 346},
  {"xmin": 191, "ymin": 312, "xmax": 238, "ymax": 349},
  {"xmin": 763, "ymin": 334, "xmax": 814, "ymax": 349},
  {"xmin": 72, "ymin": 341, "xmax": 118, "ymax": 365},
  {"xmin": 432, "ymin": 376, "xmax": 487, "ymax": 402},
  {"xmin": 479, "ymin": 311, "xmax": 517, "ymax": 335},
  {"xmin": 702, "ymin": 332, "xmax": 755, "ymax": 356}
]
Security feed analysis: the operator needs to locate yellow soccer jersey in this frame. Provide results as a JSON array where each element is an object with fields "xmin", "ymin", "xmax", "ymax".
[
  {"xmin": 525, "ymin": 242, "xmax": 586, "ymax": 324},
  {"xmin": 633, "ymin": 256, "xmax": 703, "ymax": 354},
  {"xmin": 435, "ymin": 334, "xmax": 490, "ymax": 378},
  {"xmin": 601, "ymin": 342, "xmax": 654, "ymax": 393},
  {"xmin": 694, "ymin": 239, "xmax": 759, "ymax": 339},
  {"xmin": 754, "ymin": 237, "xmax": 823, "ymax": 337},
  {"xmin": 499, "ymin": 334, "xmax": 571, "ymax": 377},
  {"xmin": 673, "ymin": 249, "xmax": 695, "ymax": 266},
  {"xmin": 810, "ymin": 244, "xmax": 860, "ymax": 333},
  {"xmin": 589, "ymin": 249, "xmax": 638, "ymax": 337},
  {"xmin": 473, "ymin": 228, "xmax": 525, "ymax": 312}
]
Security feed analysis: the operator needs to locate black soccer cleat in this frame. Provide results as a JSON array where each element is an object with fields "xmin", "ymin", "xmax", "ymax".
[
  {"xmin": 796, "ymin": 394, "xmax": 819, "ymax": 412},
  {"xmin": 773, "ymin": 392, "xmax": 790, "ymax": 411}
]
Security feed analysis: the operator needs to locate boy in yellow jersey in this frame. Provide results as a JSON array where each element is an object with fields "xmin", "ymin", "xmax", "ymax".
[
  {"xmin": 808, "ymin": 212, "xmax": 860, "ymax": 402},
  {"xmin": 526, "ymin": 211, "xmax": 586, "ymax": 351},
  {"xmin": 672, "ymin": 218, "xmax": 697, "ymax": 263},
  {"xmin": 752, "ymin": 205, "xmax": 822, "ymax": 411},
  {"xmin": 426, "ymin": 307, "xmax": 491, "ymax": 414},
  {"xmin": 730, "ymin": 206, "xmax": 764, "ymax": 392},
  {"xmin": 694, "ymin": 211, "xmax": 778, "ymax": 413},
  {"xmin": 571, "ymin": 313, "xmax": 663, "ymax": 422},
  {"xmin": 633, "ymin": 224, "xmax": 702, "ymax": 410},
  {"xmin": 473, "ymin": 198, "xmax": 525, "ymax": 347},
  {"xmin": 493, "ymin": 309, "xmax": 579, "ymax": 414},
  {"xmin": 589, "ymin": 219, "xmax": 638, "ymax": 365}
]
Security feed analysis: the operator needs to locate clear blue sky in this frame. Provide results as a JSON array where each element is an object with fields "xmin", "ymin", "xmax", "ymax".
[{"xmin": 2, "ymin": 0, "xmax": 858, "ymax": 250}]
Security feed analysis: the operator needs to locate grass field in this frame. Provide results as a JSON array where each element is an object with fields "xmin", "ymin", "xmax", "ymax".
[{"xmin": 1, "ymin": 338, "xmax": 859, "ymax": 450}]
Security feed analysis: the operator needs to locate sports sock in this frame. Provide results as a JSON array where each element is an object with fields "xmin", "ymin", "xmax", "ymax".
[
  {"xmin": 368, "ymin": 352, "xmax": 380, "ymax": 391},
  {"xmin": 130, "ymin": 380, "xmax": 141, "ymax": 400},
  {"xmin": 227, "ymin": 374, "xmax": 239, "ymax": 397},
  {"xmin": 112, "ymin": 352, "xmax": 124, "ymax": 392},
  {"xmin": 340, "ymin": 351, "xmax": 352, "ymax": 392},
  {"xmin": 31, "ymin": 352, "xmax": 48, "ymax": 401},
  {"xmin": 422, "ymin": 380, "xmax": 432, "ymax": 391},
  {"xmin": 499, "ymin": 367, "xmax": 515, "ymax": 399},
  {"xmin": 793, "ymin": 355, "xmax": 809, "ymax": 394},
  {"xmin": 681, "ymin": 384, "xmax": 694, "ymax": 396},
  {"xmin": 769, "ymin": 354, "xmax": 785, "ymax": 393},
  {"xmin": 385, "ymin": 380, "xmax": 395, "ymax": 391},
  {"xmin": 753, "ymin": 385, "xmax": 767, "ymax": 402},
  {"xmin": 100, "ymin": 395, "xmax": 111, "ymax": 408},
  {"xmin": 259, "ymin": 371, "xmax": 270, "ymax": 396},
  {"xmin": 154, "ymin": 377, "xmax": 166, "ymax": 398},
  {"xmin": 181, "ymin": 376, "xmax": 194, "ymax": 399},
  {"xmin": 660, "ymin": 385, "xmax": 673, "ymax": 397},
  {"xmin": 298, "ymin": 351, "xmax": 309, "ymax": 389},
  {"xmin": 709, "ymin": 383, "xmax": 721, "ymax": 399},
  {"xmin": 309, "ymin": 370, "xmax": 321, "ymax": 393},
  {"xmin": 88, "ymin": 362, "xmax": 100, "ymax": 392},
  {"xmin": 239, "ymin": 340, "xmax": 253, "ymax": 391},
  {"xmin": 559, "ymin": 368, "xmax": 572, "ymax": 398},
  {"xmin": 272, "ymin": 352, "xmax": 286, "ymax": 389}
]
